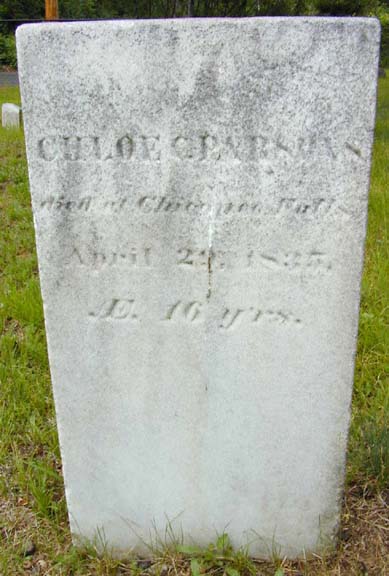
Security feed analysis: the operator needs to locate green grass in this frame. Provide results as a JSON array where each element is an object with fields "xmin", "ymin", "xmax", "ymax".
[
  {"xmin": 347, "ymin": 76, "xmax": 389, "ymax": 490},
  {"xmin": 0, "ymin": 79, "xmax": 388, "ymax": 574}
]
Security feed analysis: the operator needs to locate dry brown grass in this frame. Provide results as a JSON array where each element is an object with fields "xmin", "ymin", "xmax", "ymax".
[{"xmin": 272, "ymin": 485, "xmax": 388, "ymax": 576}]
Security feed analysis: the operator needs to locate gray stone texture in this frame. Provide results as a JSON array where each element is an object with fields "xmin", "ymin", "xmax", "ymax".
[
  {"xmin": 16, "ymin": 18, "xmax": 380, "ymax": 558},
  {"xmin": 2, "ymin": 103, "xmax": 21, "ymax": 128}
]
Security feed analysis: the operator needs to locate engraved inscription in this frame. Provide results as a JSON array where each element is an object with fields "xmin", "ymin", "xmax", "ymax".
[
  {"xmin": 88, "ymin": 298, "xmax": 301, "ymax": 330},
  {"xmin": 40, "ymin": 196, "xmax": 92, "ymax": 211},
  {"xmin": 255, "ymin": 250, "xmax": 332, "ymax": 272},
  {"xmin": 37, "ymin": 193, "xmax": 348, "ymax": 221},
  {"xmin": 89, "ymin": 298, "xmax": 138, "ymax": 320},
  {"xmin": 38, "ymin": 134, "xmax": 161, "ymax": 162},
  {"xmin": 164, "ymin": 301, "xmax": 203, "ymax": 322},
  {"xmin": 137, "ymin": 196, "xmax": 262, "ymax": 216},
  {"xmin": 37, "ymin": 131, "xmax": 363, "ymax": 164},
  {"xmin": 220, "ymin": 308, "xmax": 245, "ymax": 330},
  {"xmin": 136, "ymin": 196, "xmax": 340, "ymax": 218},
  {"xmin": 177, "ymin": 248, "xmax": 226, "ymax": 270},
  {"xmin": 176, "ymin": 248, "xmax": 331, "ymax": 272},
  {"xmin": 69, "ymin": 247, "xmax": 152, "ymax": 269},
  {"xmin": 219, "ymin": 307, "xmax": 301, "ymax": 330},
  {"xmin": 276, "ymin": 198, "xmax": 336, "ymax": 216},
  {"xmin": 161, "ymin": 301, "xmax": 302, "ymax": 329},
  {"xmin": 68, "ymin": 246, "xmax": 331, "ymax": 273}
]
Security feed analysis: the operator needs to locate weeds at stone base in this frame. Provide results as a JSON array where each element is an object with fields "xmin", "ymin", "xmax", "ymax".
[{"xmin": 0, "ymin": 487, "xmax": 388, "ymax": 575}]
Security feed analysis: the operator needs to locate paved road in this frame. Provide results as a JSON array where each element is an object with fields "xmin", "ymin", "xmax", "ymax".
[{"xmin": 0, "ymin": 72, "xmax": 19, "ymax": 86}]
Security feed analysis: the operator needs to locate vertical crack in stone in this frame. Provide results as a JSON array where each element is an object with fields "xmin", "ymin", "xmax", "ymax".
[
  {"xmin": 207, "ymin": 253, "xmax": 212, "ymax": 302},
  {"xmin": 207, "ymin": 204, "xmax": 215, "ymax": 302}
]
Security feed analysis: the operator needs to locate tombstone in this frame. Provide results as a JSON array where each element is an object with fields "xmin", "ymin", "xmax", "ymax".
[
  {"xmin": 16, "ymin": 19, "xmax": 380, "ymax": 558},
  {"xmin": 2, "ymin": 103, "xmax": 21, "ymax": 128}
]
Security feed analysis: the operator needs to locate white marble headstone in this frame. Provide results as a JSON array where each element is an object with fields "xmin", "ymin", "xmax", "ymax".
[
  {"xmin": 2, "ymin": 103, "xmax": 21, "ymax": 128},
  {"xmin": 16, "ymin": 18, "xmax": 380, "ymax": 558}
]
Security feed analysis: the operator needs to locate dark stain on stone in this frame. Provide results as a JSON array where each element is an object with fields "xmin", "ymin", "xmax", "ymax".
[{"xmin": 207, "ymin": 252, "xmax": 212, "ymax": 302}]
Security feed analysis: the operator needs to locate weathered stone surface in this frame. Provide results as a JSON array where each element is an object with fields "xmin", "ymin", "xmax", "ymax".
[
  {"xmin": 2, "ymin": 103, "xmax": 21, "ymax": 128},
  {"xmin": 16, "ymin": 18, "xmax": 380, "ymax": 558}
]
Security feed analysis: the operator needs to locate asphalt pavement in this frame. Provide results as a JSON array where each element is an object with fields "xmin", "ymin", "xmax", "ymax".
[{"xmin": 0, "ymin": 72, "xmax": 19, "ymax": 86}]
